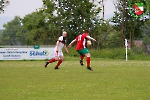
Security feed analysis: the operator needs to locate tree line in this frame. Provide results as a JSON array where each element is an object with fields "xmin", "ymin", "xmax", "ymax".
[{"xmin": 0, "ymin": 0, "xmax": 150, "ymax": 50}]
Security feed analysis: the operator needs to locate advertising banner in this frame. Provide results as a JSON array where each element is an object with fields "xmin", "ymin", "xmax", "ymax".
[{"xmin": 0, "ymin": 48, "xmax": 55, "ymax": 60}]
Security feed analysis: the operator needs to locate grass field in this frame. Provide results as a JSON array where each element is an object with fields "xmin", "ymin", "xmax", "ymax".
[{"xmin": 0, "ymin": 58, "xmax": 150, "ymax": 100}]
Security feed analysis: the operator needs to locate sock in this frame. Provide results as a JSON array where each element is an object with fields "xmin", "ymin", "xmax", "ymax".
[
  {"xmin": 80, "ymin": 55, "xmax": 85, "ymax": 60},
  {"xmin": 56, "ymin": 60, "xmax": 62, "ymax": 67},
  {"xmin": 86, "ymin": 57, "xmax": 90, "ymax": 67},
  {"xmin": 48, "ymin": 58, "xmax": 56, "ymax": 63}
]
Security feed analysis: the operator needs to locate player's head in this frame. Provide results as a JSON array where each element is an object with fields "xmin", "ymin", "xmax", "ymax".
[
  {"xmin": 84, "ymin": 30, "xmax": 89, "ymax": 34},
  {"xmin": 62, "ymin": 31, "xmax": 67, "ymax": 37}
]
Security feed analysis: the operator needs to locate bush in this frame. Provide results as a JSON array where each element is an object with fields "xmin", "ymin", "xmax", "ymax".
[
  {"xmin": 90, "ymin": 48, "xmax": 125, "ymax": 59},
  {"xmin": 63, "ymin": 47, "xmax": 150, "ymax": 60},
  {"xmin": 132, "ymin": 46, "xmax": 145, "ymax": 54}
]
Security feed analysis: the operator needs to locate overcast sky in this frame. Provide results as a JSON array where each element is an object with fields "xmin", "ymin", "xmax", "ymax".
[{"xmin": 0, "ymin": 0, "xmax": 116, "ymax": 29}]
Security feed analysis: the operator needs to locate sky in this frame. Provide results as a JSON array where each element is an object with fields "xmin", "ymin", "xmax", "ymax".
[{"xmin": 0, "ymin": 0, "xmax": 116, "ymax": 29}]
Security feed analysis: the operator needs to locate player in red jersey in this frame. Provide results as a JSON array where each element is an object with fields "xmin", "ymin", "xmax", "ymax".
[
  {"xmin": 68, "ymin": 30, "xmax": 96, "ymax": 71},
  {"xmin": 45, "ymin": 31, "xmax": 69, "ymax": 69}
]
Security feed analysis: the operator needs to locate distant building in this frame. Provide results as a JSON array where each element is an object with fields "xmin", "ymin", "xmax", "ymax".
[
  {"xmin": 146, "ymin": 45, "xmax": 150, "ymax": 52},
  {"xmin": 134, "ymin": 40, "xmax": 143, "ymax": 47},
  {"xmin": 128, "ymin": 40, "xmax": 150, "ymax": 53}
]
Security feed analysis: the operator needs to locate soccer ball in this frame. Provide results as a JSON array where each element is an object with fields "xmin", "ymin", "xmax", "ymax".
[{"xmin": 86, "ymin": 40, "xmax": 92, "ymax": 46}]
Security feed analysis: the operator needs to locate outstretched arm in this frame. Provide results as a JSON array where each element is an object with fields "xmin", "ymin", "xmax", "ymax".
[
  {"xmin": 86, "ymin": 36, "xmax": 96, "ymax": 42},
  {"xmin": 64, "ymin": 44, "xmax": 69, "ymax": 53},
  {"xmin": 68, "ymin": 39, "xmax": 77, "ymax": 48}
]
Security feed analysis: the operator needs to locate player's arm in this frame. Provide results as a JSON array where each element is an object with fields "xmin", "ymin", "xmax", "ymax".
[
  {"xmin": 86, "ymin": 36, "xmax": 96, "ymax": 42},
  {"xmin": 64, "ymin": 44, "xmax": 69, "ymax": 53},
  {"xmin": 55, "ymin": 41, "xmax": 59, "ymax": 52},
  {"xmin": 68, "ymin": 39, "xmax": 77, "ymax": 48}
]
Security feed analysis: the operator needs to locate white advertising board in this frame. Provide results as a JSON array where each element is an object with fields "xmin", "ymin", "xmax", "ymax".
[{"xmin": 0, "ymin": 48, "xmax": 55, "ymax": 60}]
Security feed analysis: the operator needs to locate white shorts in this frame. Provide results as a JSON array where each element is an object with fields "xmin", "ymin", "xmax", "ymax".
[{"xmin": 54, "ymin": 48, "xmax": 63, "ymax": 57}]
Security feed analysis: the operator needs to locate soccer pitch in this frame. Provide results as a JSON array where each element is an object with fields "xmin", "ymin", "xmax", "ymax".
[{"xmin": 0, "ymin": 58, "xmax": 150, "ymax": 100}]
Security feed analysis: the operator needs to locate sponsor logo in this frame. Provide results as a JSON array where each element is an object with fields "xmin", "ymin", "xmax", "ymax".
[{"xmin": 30, "ymin": 50, "xmax": 49, "ymax": 56}]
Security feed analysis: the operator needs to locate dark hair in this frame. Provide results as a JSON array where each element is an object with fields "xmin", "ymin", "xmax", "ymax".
[{"xmin": 84, "ymin": 30, "xmax": 89, "ymax": 33}]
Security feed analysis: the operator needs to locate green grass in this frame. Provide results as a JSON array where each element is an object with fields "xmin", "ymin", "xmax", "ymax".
[{"xmin": 0, "ymin": 58, "xmax": 150, "ymax": 100}]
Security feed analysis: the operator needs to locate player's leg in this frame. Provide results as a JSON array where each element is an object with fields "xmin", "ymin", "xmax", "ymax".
[
  {"xmin": 77, "ymin": 50, "xmax": 85, "ymax": 66},
  {"xmin": 44, "ymin": 50, "xmax": 59, "ymax": 68},
  {"xmin": 55, "ymin": 55, "xmax": 64, "ymax": 69},
  {"xmin": 55, "ymin": 51, "xmax": 64, "ymax": 69},
  {"xmin": 48, "ymin": 56, "xmax": 59, "ymax": 63},
  {"xmin": 45, "ymin": 56, "xmax": 59, "ymax": 68},
  {"xmin": 79, "ymin": 55, "xmax": 85, "ymax": 66},
  {"xmin": 77, "ymin": 48, "xmax": 92, "ymax": 70},
  {"xmin": 84, "ymin": 53, "xmax": 92, "ymax": 71}
]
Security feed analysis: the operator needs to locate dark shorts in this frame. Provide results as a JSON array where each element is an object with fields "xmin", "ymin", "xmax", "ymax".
[{"xmin": 77, "ymin": 48, "xmax": 89, "ymax": 55}]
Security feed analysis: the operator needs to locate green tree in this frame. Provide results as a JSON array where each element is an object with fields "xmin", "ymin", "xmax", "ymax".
[
  {"xmin": 143, "ymin": 20, "xmax": 150, "ymax": 45},
  {"xmin": 22, "ymin": 0, "xmax": 60, "ymax": 45},
  {"xmin": 1, "ymin": 16, "xmax": 24, "ymax": 45},
  {"xmin": 23, "ymin": 11, "xmax": 46, "ymax": 45},
  {"xmin": 1, "ymin": 0, "xmax": 104, "ymax": 47},
  {"xmin": 0, "ymin": 0, "xmax": 10, "ymax": 14},
  {"xmin": 112, "ymin": 0, "xmax": 149, "ymax": 47},
  {"xmin": 90, "ymin": 20, "xmax": 121, "ymax": 49},
  {"xmin": 44, "ymin": 0, "xmax": 102, "ymax": 43}
]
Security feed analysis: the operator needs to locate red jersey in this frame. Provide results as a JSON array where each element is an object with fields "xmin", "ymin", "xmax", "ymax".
[{"xmin": 75, "ymin": 33, "xmax": 88, "ymax": 50}]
